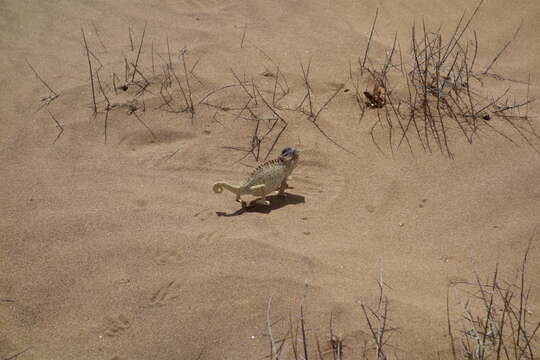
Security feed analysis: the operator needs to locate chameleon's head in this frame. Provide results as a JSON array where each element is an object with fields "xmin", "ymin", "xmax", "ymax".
[{"xmin": 279, "ymin": 147, "xmax": 299, "ymax": 168}]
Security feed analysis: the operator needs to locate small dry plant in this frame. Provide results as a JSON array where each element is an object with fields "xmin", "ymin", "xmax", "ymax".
[
  {"xmin": 25, "ymin": 1, "xmax": 538, "ymax": 160},
  {"xmin": 359, "ymin": 268, "xmax": 398, "ymax": 360},
  {"xmin": 264, "ymin": 268, "xmax": 398, "ymax": 360},
  {"xmin": 447, "ymin": 241, "xmax": 539, "ymax": 360},
  {"xmin": 263, "ymin": 238, "xmax": 538, "ymax": 360},
  {"xmin": 354, "ymin": 1, "xmax": 538, "ymax": 158}
]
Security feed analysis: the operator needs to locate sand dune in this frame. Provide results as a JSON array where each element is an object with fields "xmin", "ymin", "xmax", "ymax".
[{"xmin": 1, "ymin": 0, "xmax": 539, "ymax": 359}]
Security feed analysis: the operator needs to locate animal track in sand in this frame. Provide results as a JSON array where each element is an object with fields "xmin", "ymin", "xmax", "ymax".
[
  {"xmin": 118, "ymin": 130, "xmax": 194, "ymax": 148},
  {"xmin": 447, "ymin": 275, "xmax": 469, "ymax": 287},
  {"xmin": 103, "ymin": 314, "xmax": 130, "ymax": 337},
  {"xmin": 179, "ymin": 0, "xmax": 240, "ymax": 13},
  {"xmin": 195, "ymin": 231, "xmax": 219, "ymax": 245},
  {"xmin": 193, "ymin": 210, "xmax": 215, "ymax": 222},
  {"xmin": 153, "ymin": 245, "xmax": 184, "ymax": 266},
  {"xmin": 148, "ymin": 280, "xmax": 182, "ymax": 307},
  {"xmin": 152, "ymin": 232, "xmax": 217, "ymax": 266},
  {"xmin": 0, "ymin": 338, "xmax": 26, "ymax": 360}
]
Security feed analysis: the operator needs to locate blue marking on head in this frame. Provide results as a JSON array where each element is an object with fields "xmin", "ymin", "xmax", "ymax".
[{"xmin": 281, "ymin": 147, "xmax": 295, "ymax": 157}]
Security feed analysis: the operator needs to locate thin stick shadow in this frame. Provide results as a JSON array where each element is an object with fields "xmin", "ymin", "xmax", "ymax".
[{"xmin": 216, "ymin": 193, "xmax": 305, "ymax": 217}]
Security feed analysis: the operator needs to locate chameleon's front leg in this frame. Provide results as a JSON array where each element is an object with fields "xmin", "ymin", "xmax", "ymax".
[
  {"xmin": 250, "ymin": 184, "xmax": 270, "ymax": 206},
  {"xmin": 256, "ymin": 196, "xmax": 270, "ymax": 206},
  {"xmin": 278, "ymin": 178, "xmax": 288, "ymax": 197}
]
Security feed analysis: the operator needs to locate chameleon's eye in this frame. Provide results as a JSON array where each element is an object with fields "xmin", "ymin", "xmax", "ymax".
[{"xmin": 281, "ymin": 147, "xmax": 295, "ymax": 157}]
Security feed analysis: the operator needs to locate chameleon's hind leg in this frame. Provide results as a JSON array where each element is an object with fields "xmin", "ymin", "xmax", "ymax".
[
  {"xmin": 234, "ymin": 192, "xmax": 248, "ymax": 209},
  {"xmin": 250, "ymin": 184, "xmax": 270, "ymax": 206}
]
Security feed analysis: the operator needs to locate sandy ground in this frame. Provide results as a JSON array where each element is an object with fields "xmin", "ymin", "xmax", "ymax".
[{"xmin": 1, "ymin": 0, "xmax": 539, "ymax": 359}]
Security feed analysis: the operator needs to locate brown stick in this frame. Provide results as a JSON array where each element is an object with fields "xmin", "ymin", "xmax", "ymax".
[
  {"xmin": 441, "ymin": 0, "xmax": 484, "ymax": 65},
  {"xmin": 266, "ymin": 297, "xmax": 279, "ymax": 360},
  {"xmin": 361, "ymin": 7, "xmax": 379, "ymax": 74},
  {"xmin": 493, "ymin": 97, "xmax": 537, "ymax": 114},
  {"xmin": 299, "ymin": 59, "xmax": 314, "ymax": 116},
  {"xmin": 95, "ymin": 70, "xmax": 111, "ymax": 144},
  {"xmin": 253, "ymin": 85, "xmax": 289, "ymax": 161},
  {"xmin": 181, "ymin": 49, "xmax": 194, "ymax": 115},
  {"xmin": 189, "ymin": 57, "xmax": 204, "ymax": 86},
  {"xmin": 123, "ymin": 54, "xmax": 130, "ymax": 83},
  {"xmin": 300, "ymin": 305, "xmax": 309, "ymax": 360},
  {"xmin": 4, "ymin": 347, "xmax": 32, "ymax": 360},
  {"xmin": 112, "ymin": 73, "xmax": 119, "ymax": 95},
  {"xmin": 312, "ymin": 84, "xmax": 344, "ymax": 123},
  {"xmin": 132, "ymin": 110, "xmax": 157, "ymax": 140},
  {"xmin": 92, "ymin": 21, "xmax": 107, "ymax": 52},
  {"xmin": 230, "ymin": 68, "xmax": 255, "ymax": 101},
  {"xmin": 166, "ymin": 36, "xmax": 172, "ymax": 69},
  {"xmin": 470, "ymin": 30, "xmax": 478, "ymax": 73},
  {"xmin": 128, "ymin": 26, "xmax": 134, "ymax": 51},
  {"xmin": 272, "ymin": 68, "xmax": 279, "ymax": 105},
  {"xmin": 446, "ymin": 289, "xmax": 458, "ymax": 360},
  {"xmin": 151, "ymin": 40, "xmax": 155, "ymax": 75},
  {"xmin": 387, "ymin": 92, "xmax": 413, "ymax": 155},
  {"xmin": 46, "ymin": 109, "xmax": 64, "ymax": 144},
  {"xmin": 240, "ymin": 23, "xmax": 247, "ymax": 48},
  {"xmin": 81, "ymin": 27, "xmax": 97, "ymax": 114},
  {"xmin": 130, "ymin": 62, "xmax": 151, "ymax": 88},
  {"xmin": 483, "ymin": 19, "xmax": 523, "ymax": 74},
  {"xmin": 95, "ymin": 69, "xmax": 110, "ymax": 107},
  {"xmin": 131, "ymin": 22, "xmax": 147, "ymax": 82},
  {"xmin": 381, "ymin": 32, "xmax": 398, "ymax": 82},
  {"xmin": 170, "ymin": 63, "xmax": 191, "ymax": 112},
  {"xmin": 25, "ymin": 58, "xmax": 59, "ymax": 98}
]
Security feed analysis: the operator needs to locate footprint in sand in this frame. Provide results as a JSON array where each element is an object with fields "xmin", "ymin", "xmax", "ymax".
[
  {"xmin": 148, "ymin": 280, "xmax": 183, "ymax": 307},
  {"xmin": 152, "ymin": 232, "xmax": 217, "ymax": 265},
  {"xmin": 195, "ymin": 231, "xmax": 218, "ymax": 245},
  {"xmin": 365, "ymin": 204, "xmax": 376, "ymax": 213},
  {"xmin": 0, "ymin": 338, "xmax": 29, "ymax": 360},
  {"xmin": 193, "ymin": 210, "xmax": 215, "ymax": 222},
  {"xmin": 447, "ymin": 276, "xmax": 469, "ymax": 287},
  {"xmin": 103, "ymin": 314, "xmax": 130, "ymax": 337},
  {"xmin": 118, "ymin": 130, "xmax": 194, "ymax": 150},
  {"xmin": 179, "ymin": 0, "xmax": 240, "ymax": 13},
  {"xmin": 153, "ymin": 244, "xmax": 184, "ymax": 265}
]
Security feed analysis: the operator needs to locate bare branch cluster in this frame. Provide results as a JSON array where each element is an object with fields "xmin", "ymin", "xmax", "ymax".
[
  {"xmin": 356, "ymin": 2, "xmax": 537, "ymax": 158},
  {"xmin": 26, "ymin": 4, "xmax": 538, "ymax": 160},
  {"xmin": 447, "ymin": 239, "xmax": 540, "ymax": 360}
]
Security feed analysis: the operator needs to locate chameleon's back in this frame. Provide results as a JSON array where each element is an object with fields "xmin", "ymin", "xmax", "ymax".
[{"xmin": 240, "ymin": 159, "xmax": 291, "ymax": 192}]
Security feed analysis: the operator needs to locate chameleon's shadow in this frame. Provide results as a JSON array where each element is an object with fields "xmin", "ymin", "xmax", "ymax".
[{"xmin": 216, "ymin": 193, "xmax": 305, "ymax": 217}]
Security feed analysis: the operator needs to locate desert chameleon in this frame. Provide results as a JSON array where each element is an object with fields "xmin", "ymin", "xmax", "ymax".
[{"xmin": 213, "ymin": 147, "xmax": 299, "ymax": 208}]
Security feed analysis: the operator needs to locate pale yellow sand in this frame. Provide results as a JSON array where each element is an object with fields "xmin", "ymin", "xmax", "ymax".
[{"xmin": 1, "ymin": 0, "xmax": 539, "ymax": 359}]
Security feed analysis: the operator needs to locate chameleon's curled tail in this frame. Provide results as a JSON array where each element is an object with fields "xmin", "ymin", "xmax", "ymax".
[{"xmin": 213, "ymin": 182, "xmax": 241, "ymax": 194}]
